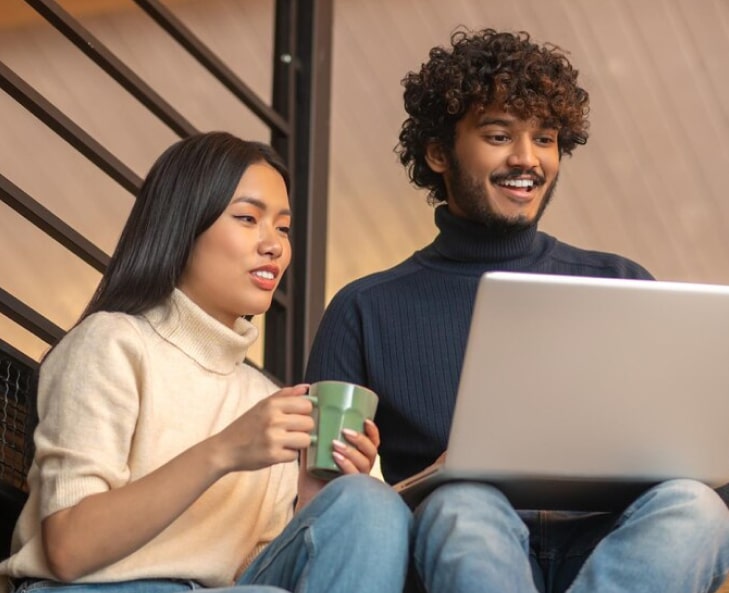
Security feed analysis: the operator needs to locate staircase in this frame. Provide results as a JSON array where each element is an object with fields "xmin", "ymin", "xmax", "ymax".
[{"xmin": 0, "ymin": 0, "xmax": 332, "ymax": 561}]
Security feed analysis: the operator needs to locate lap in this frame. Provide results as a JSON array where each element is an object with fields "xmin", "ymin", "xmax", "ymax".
[
  {"xmin": 11, "ymin": 579, "xmax": 201, "ymax": 592},
  {"xmin": 11, "ymin": 579, "xmax": 287, "ymax": 593}
]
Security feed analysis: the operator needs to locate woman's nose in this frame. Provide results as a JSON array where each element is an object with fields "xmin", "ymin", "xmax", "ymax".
[{"xmin": 259, "ymin": 227, "xmax": 283, "ymax": 258}]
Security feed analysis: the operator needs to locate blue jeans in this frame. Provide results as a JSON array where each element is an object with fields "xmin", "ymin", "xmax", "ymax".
[
  {"xmin": 12, "ymin": 474, "xmax": 412, "ymax": 593},
  {"xmin": 412, "ymin": 479, "xmax": 729, "ymax": 593}
]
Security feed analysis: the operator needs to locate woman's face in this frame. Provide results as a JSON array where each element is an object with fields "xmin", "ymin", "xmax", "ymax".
[{"xmin": 178, "ymin": 162, "xmax": 291, "ymax": 327}]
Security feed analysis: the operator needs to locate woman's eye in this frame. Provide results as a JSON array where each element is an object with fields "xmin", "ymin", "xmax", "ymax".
[
  {"xmin": 235, "ymin": 215, "xmax": 256, "ymax": 224},
  {"xmin": 277, "ymin": 226, "xmax": 291, "ymax": 236}
]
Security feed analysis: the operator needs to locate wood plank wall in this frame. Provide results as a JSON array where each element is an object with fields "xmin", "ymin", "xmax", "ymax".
[{"xmin": 1, "ymin": 0, "xmax": 728, "ymax": 363}]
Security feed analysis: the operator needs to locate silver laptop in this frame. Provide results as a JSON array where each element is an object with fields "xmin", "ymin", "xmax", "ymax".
[{"xmin": 394, "ymin": 271, "xmax": 729, "ymax": 510}]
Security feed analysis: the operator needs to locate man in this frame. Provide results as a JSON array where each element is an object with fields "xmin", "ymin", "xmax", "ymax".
[{"xmin": 305, "ymin": 28, "xmax": 729, "ymax": 592}]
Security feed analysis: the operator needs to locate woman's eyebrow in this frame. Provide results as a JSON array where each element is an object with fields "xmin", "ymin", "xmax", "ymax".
[{"xmin": 231, "ymin": 196, "xmax": 291, "ymax": 217}]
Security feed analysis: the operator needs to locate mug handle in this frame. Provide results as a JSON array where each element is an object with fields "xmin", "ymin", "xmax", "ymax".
[
  {"xmin": 303, "ymin": 395, "xmax": 318, "ymax": 406},
  {"xmin": 303, "ymin": 395, "xmax": 318, "ymax": 444}
]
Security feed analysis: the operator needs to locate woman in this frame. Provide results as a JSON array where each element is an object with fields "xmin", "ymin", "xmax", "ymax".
[{"xmin": 0, "ymin": 132, "xmax": 411, "ymax": 593}]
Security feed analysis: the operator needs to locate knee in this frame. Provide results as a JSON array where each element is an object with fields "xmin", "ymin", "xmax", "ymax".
[
  {"xmin": 647, "ymin": 479, "xmax": 729, "ymax": 535},
  {"xmin": 415, "ymin": 482, "xmax": 522, "ymax": 536},
  {"xmin": 323, "ymin": 474, "xmax": 412, "ymax": 533},
  {"xmin": 417, "ymin": 482, "xmax": 512, "ymax": 519}
]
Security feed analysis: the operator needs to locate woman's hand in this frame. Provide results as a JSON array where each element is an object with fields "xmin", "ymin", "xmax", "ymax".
[
  {"xmin": 295, "ymin": 419, "xmax": 381, "ymax": 511},
  {"xmin": 212, "ymin": 384, "xmax": 313, "ymax": 473},
  {"xmin": 331, "ymin": 418, "xmax": 380, "ymax": 474}
]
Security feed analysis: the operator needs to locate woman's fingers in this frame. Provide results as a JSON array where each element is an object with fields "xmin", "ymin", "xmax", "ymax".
[
  {"xmin": 223, "ymin": 384, "xmax": 315, "ymax": 470},
  {"xmin": 332, "ymin": 441, "xmax": 369, "ymax": 474},
  {"xmin": 332, "ymin": 424, "xmax": 378, "ymax": 474}
]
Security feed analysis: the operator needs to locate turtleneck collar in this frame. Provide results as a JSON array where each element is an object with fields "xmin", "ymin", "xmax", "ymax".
[
  {"xmin": 430, "ymin": 204, "xmax": 541, "ymax": 263},
  {"xmin": 143, "ymin": 289, "xmax": 258, "ymax": 374}
]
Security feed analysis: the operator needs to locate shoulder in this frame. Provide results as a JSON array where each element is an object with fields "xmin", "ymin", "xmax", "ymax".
[
  {"xmin": 546, "ymin": 235, "xmax": 654, "ymax": 280},
  {"xmin": 42, "ymin": 311, "xmax": 148, "ymax": 374},
  {"xmin": 51, "ymin": 311, "xmax": 146, "ymax": 352},
  {"xmin": 35, "ymin": 312, "xmax": 151, "ymax": 444},
  {"xmin": 327, "ymin": 257, "xmax": 424, "ymax": 309}
]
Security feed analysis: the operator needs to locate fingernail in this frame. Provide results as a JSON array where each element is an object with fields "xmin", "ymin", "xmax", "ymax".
[
  {"xmin": 332, "ymin": 439, "xmax": 347, "ymax": 450},
  {"xmin": 332, "ymin": 451, "xmax": 345, "ymax": 462},
  {"xmin": 341, "ymin": 428, "xmax": 358, "ymax": 438}
]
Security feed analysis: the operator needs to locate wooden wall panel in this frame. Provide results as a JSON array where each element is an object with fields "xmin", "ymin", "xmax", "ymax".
[{"xmin": 1, "ymin": 0, "xmax": 728, "ymax": 361}]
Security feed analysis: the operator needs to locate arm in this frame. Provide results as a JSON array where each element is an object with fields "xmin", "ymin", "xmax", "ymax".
[
  {"xmin": 43, "ymin": 384, "xmax": 312, "ymax": 582},
  {"xmin": 36, "ymin": 316, "xmax": 313, "ymax": 581},
  {"xmin": 305, "ymin": 286, "xmax": 368, "ymax": 386}
]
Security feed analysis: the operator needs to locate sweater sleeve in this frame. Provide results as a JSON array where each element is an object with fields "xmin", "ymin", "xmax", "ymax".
[
  {"xmin": 305, "ymin": 285, "xmax": 368, "ymax": 386},
  {"xmin": 35, "ymin": 313, "xmax": 144, "ymax": 517}
]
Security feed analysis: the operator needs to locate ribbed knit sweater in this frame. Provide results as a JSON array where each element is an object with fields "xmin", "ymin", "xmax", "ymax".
[
  {"xmin": 0, "ymin": 290, "xmax": 297, "ymax": 591},
  {"xmin": 305, "ymin": 206, "xmax": 653, "ymax": 484}
]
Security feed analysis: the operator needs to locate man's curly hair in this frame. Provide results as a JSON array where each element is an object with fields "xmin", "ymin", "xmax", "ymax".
[{"xmin": 396, "ymin": 28, "xmax": 590, "ymax": 204}]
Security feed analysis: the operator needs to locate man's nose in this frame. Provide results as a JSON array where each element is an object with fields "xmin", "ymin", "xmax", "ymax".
[{"xmin": 506, "ymin": 137, "xmax": 540, "ymax": 169}]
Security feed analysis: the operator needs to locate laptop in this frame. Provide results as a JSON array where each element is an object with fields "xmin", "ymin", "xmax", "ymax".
[{"xmin": 394, "ymin": 271, "xmax": 729, "ymax": 511}]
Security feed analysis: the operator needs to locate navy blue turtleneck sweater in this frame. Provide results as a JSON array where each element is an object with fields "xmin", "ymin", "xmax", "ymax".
[{"xmin": 305, "ymin": 206, "xmax": 653, "ymax": 485}]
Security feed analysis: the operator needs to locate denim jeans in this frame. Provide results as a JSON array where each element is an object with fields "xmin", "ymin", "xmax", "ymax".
[
  {"xmin": 11, "ymin": 474, "xmax": 412, "ymax": 593},
  {"xmin": 412, "ymin": 479, "xmax": 729, "ymax": 593}
]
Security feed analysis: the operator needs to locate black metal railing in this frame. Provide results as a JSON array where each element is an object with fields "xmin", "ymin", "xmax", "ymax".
[
  {"xmin": 0, "ymin": 340, "xmax": 37, "ymax": 494},
  {"xmin": 0, "ymin": 0, "xmax": 332, "ymax": 384},
  {"xmin": 0, "ymin": 339, "xmax": 37, "ymax": 558},
  {"xmin": 0, "ymin": 0, "xmax": 332, "ymax": 551}
]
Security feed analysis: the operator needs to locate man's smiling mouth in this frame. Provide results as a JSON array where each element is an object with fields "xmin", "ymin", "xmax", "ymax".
[
  {"xmin": 498, "ymin": 178, "xmax": 535, "ymax": 191},
  {"xmin": 492, "ymin": 172, "xmax": 545, "ymax": 193}
]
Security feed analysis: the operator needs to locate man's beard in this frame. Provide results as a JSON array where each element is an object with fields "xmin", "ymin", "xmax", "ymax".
[{"xmin": 447, "ymin": 154, "xmax": 558, "ymax": 236}]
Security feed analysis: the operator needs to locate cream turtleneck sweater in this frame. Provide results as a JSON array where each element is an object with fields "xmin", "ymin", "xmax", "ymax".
[{"xmin": 0, "ymin": 290, "xmax": 297, "ymax": 590}]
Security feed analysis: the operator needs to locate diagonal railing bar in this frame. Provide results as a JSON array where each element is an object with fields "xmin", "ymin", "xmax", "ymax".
[
  {"xmin": 0, "ymin": 60, "xmax": 143, "ymax": 195},
  {"xmin": 0, "ymin": 2, "xmax": 333, "ymax": 548},
  {"xmin": 0, "ymin": 287, "xmax": 64, "ymax": 346},
  {"xmin": 0, "ymin": 174, "xmax": 109, "ymax": 273},
  {"xmin": 24, "ymin": 0, "xmax": 198, "ymax": 139},
  {"xmin": 132, "ymin": 0, "xmax": 291, "ymax": 137},
  {"xmin": 0, "ymin": 0, "xmax": 331, "ymax": 386}
]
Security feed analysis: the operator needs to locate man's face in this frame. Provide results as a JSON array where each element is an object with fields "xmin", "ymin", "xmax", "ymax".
[{"xmin": 430, "ymin": 105, "xmax": 561, "ymax": 233}]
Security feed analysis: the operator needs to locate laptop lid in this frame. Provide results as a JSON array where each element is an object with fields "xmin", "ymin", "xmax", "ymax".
[{"xmin": 396, "ymin": 271, "xmax": 729, "ymax": 510}]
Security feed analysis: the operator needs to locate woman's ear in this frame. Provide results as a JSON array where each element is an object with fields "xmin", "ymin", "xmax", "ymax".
[{"xmin": 425, "ymin": 141, "xmax": 449, "ymax": 174}]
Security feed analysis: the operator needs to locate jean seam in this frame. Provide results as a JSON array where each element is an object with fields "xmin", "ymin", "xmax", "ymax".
[{"xmin": 242, "ymin": 516, "xmax": 315, "ymax": 587}]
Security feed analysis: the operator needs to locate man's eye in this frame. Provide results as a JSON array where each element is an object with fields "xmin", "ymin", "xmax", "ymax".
[{"xmin": 487, "ymin": 134, "xmax": 509, "ymax": 143}]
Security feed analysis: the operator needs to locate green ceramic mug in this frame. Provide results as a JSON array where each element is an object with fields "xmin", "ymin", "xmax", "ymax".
[{"xmin": 305, "ymin": 380, "xmax": 379, "ymax": 480}]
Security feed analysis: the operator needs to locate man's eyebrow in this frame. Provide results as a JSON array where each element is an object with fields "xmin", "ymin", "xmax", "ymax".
[
  {"xmin": 476, "ymin": 117, "xmax": 559, "ymax": 133},
  {"xmin": 231, "ymin": 196, "xmax": 291, "ymax": 216},
  {"xmin": 476, "ymin": 117, "xmax": 514, "ymax": 128}
]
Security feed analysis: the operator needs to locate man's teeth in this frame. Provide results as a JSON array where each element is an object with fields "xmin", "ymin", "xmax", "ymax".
[
  {"xmin": 499, "ymin": 179, "xmax": 534, "ymax": 188},
  {"xmin": 253, "ymin": 270, "xmax": 275, "ymax": 280}
]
